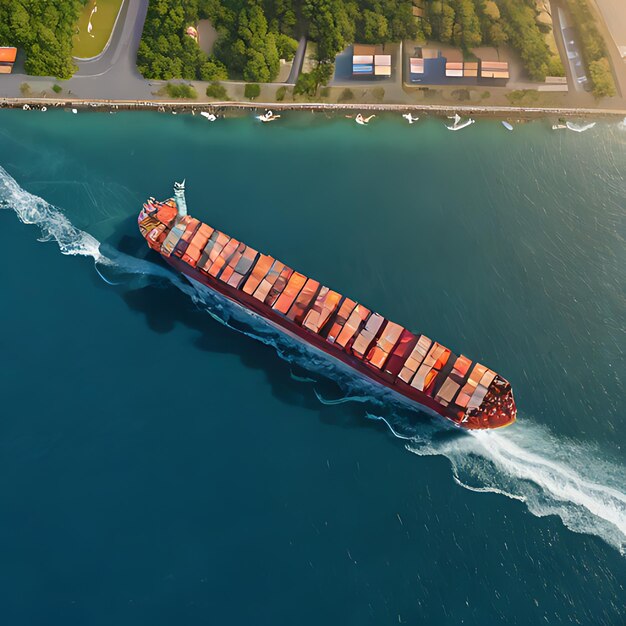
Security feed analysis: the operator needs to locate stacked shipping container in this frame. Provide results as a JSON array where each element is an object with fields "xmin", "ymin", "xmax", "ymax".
[{"xmin": 139, "ymin": 199, "xmax": 516, "ymax": 429}]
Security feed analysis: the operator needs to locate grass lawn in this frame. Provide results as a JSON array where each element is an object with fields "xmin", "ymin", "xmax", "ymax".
[{"xmin": 72, "ymin": 0, "xmax": 124, "ymax": 59}]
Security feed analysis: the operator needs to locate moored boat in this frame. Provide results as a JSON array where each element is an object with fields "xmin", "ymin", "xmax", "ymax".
[
  {"xmin": 257, "ymin": 110, "xmax": 281, "ymax": 123},
  {"xmin": 446, "ymin": 114, "xmax": 475, "ymax": 131},
  {"xmin": 356, "ymin": 113, "xmax": 376, "ymax": 125},
  {"xmin": 138, "ymin": 182, "xmax": 517, "ymax": 430}
]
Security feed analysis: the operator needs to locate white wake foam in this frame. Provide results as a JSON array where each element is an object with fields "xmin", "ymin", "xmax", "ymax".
[
  {"xmin": 0, "ymin": 165, "xmax": 189, "ymax": 289},
  {"xmin": 0, "ymin": 165, "xmax": 106, "ymax": 262},
  {"xmin": 188, "ymin": 279, "xmax": 626, "ymax": 555},
  {"xmin": 400, "ymin": 417, "xmax": 626, "ymax": 555},
  {"xmin": 3, "ymin": 165, "xmax": 625, "ymax": 557}
]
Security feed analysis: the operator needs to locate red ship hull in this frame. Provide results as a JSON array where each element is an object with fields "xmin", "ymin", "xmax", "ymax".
[
  {"xmin": 139, "ymin": 192, "xmax": 516, "ymax": 430},
  {"xmin": 165, "ymin": 254, "xmax": 454, "ymax": 421}
]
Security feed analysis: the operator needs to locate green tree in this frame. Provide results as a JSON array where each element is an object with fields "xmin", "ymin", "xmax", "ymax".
[
  {"xmin": 137, "ymin": 0, "xmax": 228, "ymax": 80},
  {"xmin": 361, "ymin": 10, "xmax": 388, "ymax": 42},
  {"xmin": 244, "ymin": 82, "xmax": 261, "ymax": 98},
  {"xmin": 276, "ymin": 33, "xmax": 298, "ymax": 60},
  {"xmin": 165, "ymin": 82, "xmax": 198, "ymax": 98},
  {"xmin": 453, "ymin": 0, "xmax": 482, "ymax": 48},
  {"xmin": 303, "ymin": 0, "xmax": 354, "ymax": 61},
  {"xmin": 496, "ymin": 0, "xmax": 551, "ymax": 81},
  {"xmin": 589, "ymin": 58, "xmax": 616, "ymax": 98},
  {"xmin": 488, "ymin": 22, "xmax": 508, "ymax": 47},
  {"xmin": 0, "ymin": 0, "xmax": 83, "ymax": 78},
  {"xmin": 293, "ymin": 62, "xmax": 333, "ymax": 96},
  {"xmin": 206, "ymin": 81, "xmax": 229, "ymax": 98}
]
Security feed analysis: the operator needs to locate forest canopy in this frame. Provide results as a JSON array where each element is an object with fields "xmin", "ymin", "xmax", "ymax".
[
  {"xmin": 0, "ymin": 0, "xmax": 85, "ymax": 79},
  {"xmin": 137, "ymin": 0, "xmax": 227, "ymax": 81},
  {"xmin": 196, "ymin": 0, "xmax": 564, "ymax": 81},
  {"xmin": 0, "ymin": 0, "xmax": 590, "ymax": 89}
]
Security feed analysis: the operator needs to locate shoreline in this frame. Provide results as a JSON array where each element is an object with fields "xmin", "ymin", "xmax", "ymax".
[{"xmin": 4, "ymin": 96, "xmax": 626, "ymax": 119}]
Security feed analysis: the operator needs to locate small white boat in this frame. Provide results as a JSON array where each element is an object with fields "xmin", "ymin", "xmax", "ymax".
[
  {"xmin": 22, "ymin": 104, "xmax": 30, "ymax": 111},
  {"xmin": 566, "ymin": 121, "xmax": 596, "ymax": 133},
  {"xmin": 355, "ymin": 113, "xmax": 375, "ymax": 125},
  {"xmin": 200, "ymin": 111, "xmax": 217, "ymax": 122},
  {"xmin": 446, "ymin": 114, "xmax": 475, "ymax": 131},
  {"xmin": 402, "ymin": 113, "xmax": 419, "ymax": 124},
  {"xmin": 502, "ymin": 121, "xmax": 513, "ymax": 131},
  {"xmin": 71, "ymin": 108, "xmax": 78, "ymax": 114},
  {"xmin": 257, "ymin": 110, "xmax": 281, "ymax": 123},
  {"xmin": 41, "ymin": 106, "xmax": 47, "ymax": 112},
  {"xmin": 552, "ymin": 124, "xmax": 567, "ymax": 130}
]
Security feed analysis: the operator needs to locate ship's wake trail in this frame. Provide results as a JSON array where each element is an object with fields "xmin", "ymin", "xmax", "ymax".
[
  {"xmin": 0, "ymin": 165, "xmax": 105, "ymax": 262},
  {"xmin": 0, "ymin": 165, "xmax": 191, "ymax": 291},
  {"xmin": 2, "ymin": 165, "xmax": 625, "ymax": 557},
  {"xmin": 397, "ymin": 416, "xmax": 626, "ymax": 556},
  {"xmin": 188, "ymin": 280, "xmax": 626, "ymax": 557}
]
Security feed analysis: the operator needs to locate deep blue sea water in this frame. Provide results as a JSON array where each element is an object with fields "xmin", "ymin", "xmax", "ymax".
[{"xmin": 0, "ymin": 110, "xmax": 625, "ymax": 625}]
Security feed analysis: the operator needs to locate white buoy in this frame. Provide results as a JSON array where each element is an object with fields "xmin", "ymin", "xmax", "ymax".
[{"xmin": 71, "ymin": 108, "xmax": 78, "ymax": 114}]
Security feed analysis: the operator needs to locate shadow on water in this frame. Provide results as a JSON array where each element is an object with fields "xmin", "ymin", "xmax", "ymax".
[
  {"xmin": 96, "ymin": 215, "xmax": 455, "ymax": 440},
  {"xmin": 120, "ymin": 280, "xmax": 405, "ymax": 435}
]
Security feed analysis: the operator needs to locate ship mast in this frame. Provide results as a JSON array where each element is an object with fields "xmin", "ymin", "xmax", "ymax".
[{"xmin": 174, "ymin": 180, "xmax": 187, "ymax": 217}]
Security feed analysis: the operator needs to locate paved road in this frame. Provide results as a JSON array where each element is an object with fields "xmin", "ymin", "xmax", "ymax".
[
  {"xmin": 286, "ymin": 37, "xmax": 307, "ymax": 85},
  {"xmin": 75, "ymin": 0, "xmax": 144, "ymax": 77},
  {"xmin": 0, "ymin": 0, "xmax": 153, "ymax": 99},
  {"xmin": 592, "ymin": 0, "xmax": 626, "ymax": 58},
  {"xmin": 589, "ymin": 0, "xmax": 626, "ymax": 98},
  {"xmin": 70, "ymin": 0, "xmax": 152, "ymax": 97}
]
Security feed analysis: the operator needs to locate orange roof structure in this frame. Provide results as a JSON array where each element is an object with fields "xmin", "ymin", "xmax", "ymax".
[
  {"xmin": 0, "ymin": 47, "xmax": 17, "ymax": 63},
  {"xmin": 353, "ymin": 44, "xmax": 376, "ymax": 56}
]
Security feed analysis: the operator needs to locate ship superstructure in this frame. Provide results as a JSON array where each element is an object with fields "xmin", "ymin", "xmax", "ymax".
[{"xmin": 138, "ymin": 185, "xmax": 516, "ymax": 430}]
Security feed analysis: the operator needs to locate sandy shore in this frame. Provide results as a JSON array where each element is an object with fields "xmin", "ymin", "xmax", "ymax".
[{"xmin": 4, "ymin": 96, "xmax": 626, "ymax": 119}]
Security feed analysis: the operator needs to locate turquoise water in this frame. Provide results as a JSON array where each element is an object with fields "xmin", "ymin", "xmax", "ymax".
[{"xmin": 0, "ymin": 110, "xmax": 625, "ymax": 624}]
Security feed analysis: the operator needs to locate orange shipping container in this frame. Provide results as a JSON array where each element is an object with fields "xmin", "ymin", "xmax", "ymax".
[
  {"xmin": 220, "ymin": 265, "xmax": 235, "ymax": 283},
  {"xmin": 208, "ymin": 254, "xmax": 228, "ymax": 277},
  {"xmin": 327, "ymin": 299, "xmax": 357, "ymax": 343},
  {"xmin": 302, "ymin": 288, "xmax": 342, "ymax": 333},
  {"xmin": 156, "ymin": 204, "xmax": 178, "ymax": 225},
  {"xmin": 351, "ymin": 313, "xmax": 385, "ymax": 358},
  {"xmin": 227, "ymin": 271, "xmax": 245, "ymax": 288},
  {"xmin": 336, "ymin": 305, "xmax": 370, "ymax": 348},
  {"xmin": 243, "ymin": 255, "xmax": 275, "ymax": 295},
  {"xmin": 265, "ymin": 266, "xmax": 294, "ymax": 307},
  {"xmin": 273, "ymin": 272, "xmax": 307, "ymax": 314},
  {"xmin": 182, "ymin": 243, "xmax": 202, "ymax": 266},
  {"xmin": 286, "ymin": 278, "xmax": 320, "ymax": 323}
]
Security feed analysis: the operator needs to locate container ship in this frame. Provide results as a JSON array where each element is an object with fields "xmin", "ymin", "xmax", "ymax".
[{"xmin": 138, "ymin": 182, "xmax": 516, "ymax": 430}]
